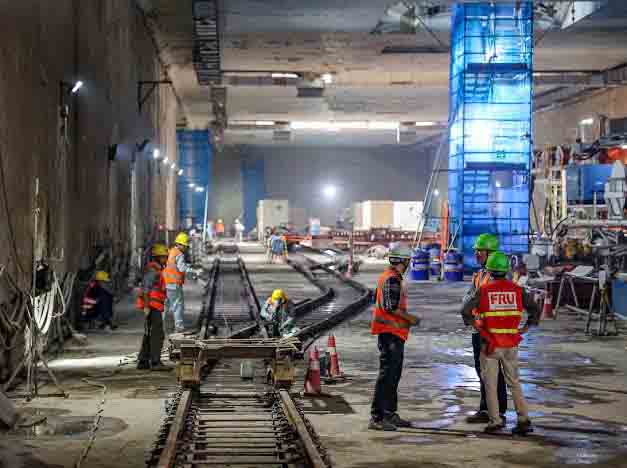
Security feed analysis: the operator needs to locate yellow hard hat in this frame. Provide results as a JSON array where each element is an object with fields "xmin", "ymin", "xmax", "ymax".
[
  {"xmin": 152, "ymin": 243, "xmax": 168, "ymax": 257},
  {"xmin": 95, "ymin": 271, "xmax": 110, "ymax": 282},
  {"xmin": 174, "ymin": 232, "xmax": 189, "ymax": 247},
  {"xmin": 271, "ymin": 289, "xmax": 287, "ymax": 302}
]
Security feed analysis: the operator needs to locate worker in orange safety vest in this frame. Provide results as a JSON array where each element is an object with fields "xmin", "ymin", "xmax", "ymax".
[
  {"xmin": 462, "ymin": 233, "xmax": 508, "ymax": 424},
  {"xmin": 136, "ymin": 243, "xmax": 170, "ymax": 371},
  {"xmin": 461, "ymin": 251, "xmax": 540, "ymax": 435},
  {"xmin": 369, "ymin": 244, "xmax": 421, "ymax": 431},
  {"xmin": 163, "ymin": 232, "xmax": 192, "ymax": 333}
]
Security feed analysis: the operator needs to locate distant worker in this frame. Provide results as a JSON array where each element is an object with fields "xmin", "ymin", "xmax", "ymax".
[
  {"xmin": 136, "ymin": 244, "xmax": 169, "ymax": 371},
  {"xmin": 260, "ymin": 289, "xmax": 297, "ymax": 337},
  {"xmin": 265, "ymin": 228, "xmax": 274, "ymax": 262},
  {"xmin": 463, "ymin": 233, "xmax": 508, "ymax": 424},
  {"xmin": 270, "ymin": 231, "xmax": 285, "ymax": 263},
  {"xmin": 206, "ymin": 219, "xmax": 215, "ymax": 241},
  {"xmin": 81, "ymin": 271, "xmax": 117, "ymax": 331},
  {"xmin": 234, "ymin": 218, "xmax": 245, "ymax": 243},
  {"xmin": 369, "ymin": 244, "xmax": 421, "ymax": 431},
  {"xmin": 460, "ymin": 251, "xmax": 540, "ymax": 434},
  {"xmin": 163, "ymin": 232, "xmax": 192, "ymax": 333},
  {"xmin": 216, "ymin": 219, "xmax": 225, "ymax": 238}
]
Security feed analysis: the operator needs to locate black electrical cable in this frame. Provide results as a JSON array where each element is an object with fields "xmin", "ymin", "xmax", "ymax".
[{"xmin": 0, "ymin": 146, "xmax": 26, "ymax": 278}]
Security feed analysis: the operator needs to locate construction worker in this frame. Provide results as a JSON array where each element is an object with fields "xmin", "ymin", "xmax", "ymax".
[
  {"xmin": 136, "ymin": 244, "xmax": 169, "ymax": 371},
  {"xmin": 369, "ymin": 244, "xmax": 421, "ymax": 431},
  {"xmin": 163, "ymin": 232, "xmax": 192, "ymax": 333},
  {"xmin": 216, "ymin": 219, "xmax": 225, "ymax": 238},
  {"xmin": 81, "ymin": 271, "xmax": 116, "ymax": 331},
  {"xmin": 463, "ymin": 233, "xmax": 508, "ymax": 424},
  {"xmin": 260, "ymin": 289, "xmax": 298, "ymax": 337},
  {"xmin": 460, "ymin": 251, "xmax": 540, "ymax": 434},
  {"xmin": 234, "ymin": 218, "xmax": 245, "ymax": 243}
]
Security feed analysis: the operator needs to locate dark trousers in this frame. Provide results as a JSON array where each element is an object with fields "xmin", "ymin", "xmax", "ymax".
[
  {"xmin": 138, "ymin": 309, "xmax": 165, "ymax": 365},
  {"xmin": 472, "ymin": 333, "xmax": 507, "ymax": 414},
  {"xmin": 371, "ymin": 333, "xmax": 405, "ymax": 420}
]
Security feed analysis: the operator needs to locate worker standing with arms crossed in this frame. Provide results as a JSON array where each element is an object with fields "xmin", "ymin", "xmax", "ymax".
[
  {"xmin": 464, "ymin": 233, "xmax": 508, "ymax": 424},
  {"xmin": 163, "ymin": 233, "xmax": 192, "ymax": 333},
  {"xmin": 369, "ymin": 244, "xmax": 421, "ymax": 431},
  {"xmin": 460, "ymin": 251, "xmax": 540, "ymax": 434},
  {"xmin": 136, "ymin": 244, "xmax": 170, "ymax": 370}
]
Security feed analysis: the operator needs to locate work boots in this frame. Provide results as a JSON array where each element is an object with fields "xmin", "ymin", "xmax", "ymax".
[
  {"xmin": 512, "ymin": 420, "xmax": 533, "ymax": 435},
  {"xmin": 388, "ymin": 413, "xmax": 412, "ymax": 428},
  {"xmin": 368, "ymin": 418, "xmax": 397, "ymax": 431}
]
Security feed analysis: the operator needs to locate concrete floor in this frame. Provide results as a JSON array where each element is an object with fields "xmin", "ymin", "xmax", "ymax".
[{"xmin": 2, "ymin": 247, "xmax": 627, "ymax": 468}]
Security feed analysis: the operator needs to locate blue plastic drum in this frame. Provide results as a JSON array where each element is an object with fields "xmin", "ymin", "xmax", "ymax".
[
  {"xmin": 409, "ymin": 249, "xmax": 430, "ymax": 281},
  {"xmin": 428, "ymin": 244, "xmax": 442, "ymax": 278},
  {"xmin": 443, "ymin": 251, "xmax": 464, "ymax": 282}
]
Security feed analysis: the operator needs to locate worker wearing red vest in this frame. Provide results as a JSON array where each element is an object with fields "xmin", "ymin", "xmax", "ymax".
[
  {"xmin": 461, "ymin": 252, "xmax": 540, "ymax": 435},
  {"xmin": 163, "ymin": 232, "xmax": 192, "ymax": 333},
  {"xmin": 369, "ymin": 244, "xmax": 421, "ymax": 431},
  {"xmin": 463, "ymin": 233, "xmax": 508, "ymax": 424},
  {"xmin": 136, "ymin": 244, "xmax": 170, "ymax": 371}
]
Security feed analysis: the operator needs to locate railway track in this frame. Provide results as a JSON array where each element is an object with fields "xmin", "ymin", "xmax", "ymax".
[{"xmin": 148, "ymin": 245, "xmax": 371, "ymax": 468}]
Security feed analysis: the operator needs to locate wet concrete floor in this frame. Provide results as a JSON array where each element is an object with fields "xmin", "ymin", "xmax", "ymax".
[{"xmin": 1, "ymin": 250, "xmax": 626, "ymax": 467}]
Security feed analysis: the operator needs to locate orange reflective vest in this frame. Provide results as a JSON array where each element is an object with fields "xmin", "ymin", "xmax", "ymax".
[
  {"xmin": 135, "ymin": 261, "xmax": 167, "ymax": 312},
  {"xmin": 371, "ymin": 268, "xmax": 410, "ymax": 341},
  {"xmin": 163, "ymin": 247, "xmax": 185, "ymax": 286},
  {"xmin": 471, "ymin": 269, "xmax": 492, "ymax": 318},
  {"xmin": 478, "ymin": 279, "xmax": 523, "ymax": 350}
]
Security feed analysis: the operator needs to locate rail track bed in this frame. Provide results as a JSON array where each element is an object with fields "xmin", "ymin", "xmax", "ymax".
[{"xmin": 150, "ymin": 247, "xmax": 372, "ymax": 467}]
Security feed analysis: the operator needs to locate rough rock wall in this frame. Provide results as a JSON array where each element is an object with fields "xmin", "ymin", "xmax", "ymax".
[{"xmin": 0, "ymin": 0, "xmax": 178, "ymax": 381}]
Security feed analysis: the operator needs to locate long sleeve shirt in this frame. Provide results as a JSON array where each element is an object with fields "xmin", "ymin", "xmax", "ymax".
[{"xmin": 460, "ymin": 284, "xmax": 541, "ymax": 329}]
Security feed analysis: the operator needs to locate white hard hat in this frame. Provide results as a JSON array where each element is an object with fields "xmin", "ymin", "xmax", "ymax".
[{"xmin": 389, "ymin": 244, "xmax": 412, "ymax": 261}]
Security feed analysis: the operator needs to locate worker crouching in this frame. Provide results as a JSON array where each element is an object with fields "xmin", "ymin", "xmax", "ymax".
[
  {"xmin": 460, "ymin": 251, "xmax": 540, "ymax": 435},
  {"xmin": 81, "ymin": 271, "xmax": 117, "ymax": 331},
  {"xmin": 260, "ymin": 289, "xmax": 298, "ymax": 338},
  {"xmin": 136, "ymin": 244, "xmax": 170, "ymax": 371},
  {"xmin": 369, "ymin": 245, "xmax": 421, "ymax": 431}
]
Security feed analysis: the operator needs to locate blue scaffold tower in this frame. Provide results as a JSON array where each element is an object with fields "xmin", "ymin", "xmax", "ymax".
[{"xmin": 448, "ymin": 2, "xmax": 533, "ymax": 269}]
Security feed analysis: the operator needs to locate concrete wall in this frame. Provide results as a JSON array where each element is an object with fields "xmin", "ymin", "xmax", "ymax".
[
  {"xmin": 0, "ymin": 1, "xmax": 178, "ymax": 381},
  {"xmin": 0, "ymin": 0, "xmax": 177, "ymax": 289},
  {"xmin": 534, "ymin": 88, "xmax": 627, "ymax": 146},
  {"xmin": 212, "ymin": 145, "xmax": 243, "ymax": 229},
  {"xmin": 211, "ymin": 143, "xmax": 433, "ymax": 228}
]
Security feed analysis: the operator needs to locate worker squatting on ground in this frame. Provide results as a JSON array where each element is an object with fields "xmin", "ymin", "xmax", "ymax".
[
  {"xmin": 460, "ymin": 251, "xmax": 541, "ymax": 434},
  {"xmin": 369, "ymin": 245, "xmax": 421, "ymax": 431},
  {"xmin": 464, "ymin": 233, "xmax": 509, "ymax": 424},
  {"xmin": 136, "ymin": 244, "xmax": 170, "ymax": 371},
  {"xmin": 81, "ymin": 270, "xmax": 117, "ymax": 331},
  {"xmin": 163, "ymin": 232, "xmax": 192, "ymax": 333},
  {"xmin": 260, "ymin": 289, "xmax": 298, "ymax": 338}
]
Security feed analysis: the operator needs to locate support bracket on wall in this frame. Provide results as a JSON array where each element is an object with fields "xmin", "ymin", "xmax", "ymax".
[{"xmin": 137, "ymin": 80, "xmax": 173, "ymax": 114}]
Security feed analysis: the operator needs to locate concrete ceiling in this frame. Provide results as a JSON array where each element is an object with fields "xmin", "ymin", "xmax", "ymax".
[{"xmin": 143, "ymin": 0, "xmax": 627, "ymax": 145}]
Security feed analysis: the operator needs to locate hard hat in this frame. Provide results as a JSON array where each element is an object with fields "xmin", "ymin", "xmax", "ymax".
[
  {"xmin": 388, "ymin": 244, "xmax": 412, "ymax": 262},
  {"xmin": 485, "ymin": 251, "xmax": 510, "ymax": 274},
  {"xmin": 272, "ymin": 289, "xmax": 287, "ymax": 302},
  {"xmin": 95, "ymin": 271, "xmax": 111, "ymax": 282},
  {"xmin": 174, "ymin": 232, "xmax": 189, "ymax": 247},
  {"xmin": 152, "ymin": 243, "xmax": 168, "ymax": 257},
  {"xmin": 473, "ymin": 233, "xmax": 499, "ymax": 252}
]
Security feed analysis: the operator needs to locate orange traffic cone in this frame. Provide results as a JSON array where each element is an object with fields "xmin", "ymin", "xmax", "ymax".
[
  {"xmin": 542, "ymin": 285, "xmax": 554, "ymax": 319},
  {"xmin": 304, "ymin": 347, "xmax": 322, "ymax": 395},
  {"xmin": 327, "ymin": 335, "xmax": 343, "ymax": 379}
]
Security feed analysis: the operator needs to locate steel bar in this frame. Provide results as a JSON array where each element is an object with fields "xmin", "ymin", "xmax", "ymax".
[{"xmin": 157, "ymin": 389, "xmax": 192, "ymax": 468}]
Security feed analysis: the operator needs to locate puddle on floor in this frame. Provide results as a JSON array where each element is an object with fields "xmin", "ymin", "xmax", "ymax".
[{"xmin": 6, "ymin": 407, "xmax": 127, "ymax": 440}]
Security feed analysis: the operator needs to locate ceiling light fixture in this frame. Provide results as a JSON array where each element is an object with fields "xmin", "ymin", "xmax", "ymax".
[
  {"xmin": 290, "ymin": 121, "xmax": 399, "ymax": 131},
  {"xmin": 178, "ymin": 169, "xmax": 183, "ymax": 176},
  {"xmin": 621, "ymin": 144, "xmax": 627, "ymax": 150},
  {"xmin": 153, "ymin": 149, "xmax": 160, "ymax": 159},
  {"xmin": 271, "ymin": 73, "xmax": 299, "ymax": 79},
  {"xmin": 195, "ymin": 186, "xmax": 204, "ymax": 193},
  {"xmin": 433, "ymin": 189, "xmax": 440, "ymax": 196},
  {"xmin": 415, "ymin": 121, "xmax": 437, "ymax": 127},
  {"xmin": 71, "ymin": 81, "xmax": 84, "ymax": 94},
  {"xmin": 323, "ymin": 185, "xmax": 337, "ymax": 199},
  {"xmin": 163, "ymin": 157, "xmax": 169, "ymax": 165},
  {"xmin": 171, "ymin": 163, "xmax": 176, "ymax": 169},
  {"xmin": 254, "ymin": 121, "xmax": 276, "ymax": 126},
  {"xmin": 188, "ymin": 183, "xmax": 196, "ymax": 188},
  {"xmin": 580, "ymin": 118, "xmax": 594, "ymax": 125}
]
